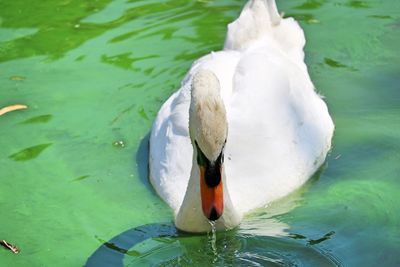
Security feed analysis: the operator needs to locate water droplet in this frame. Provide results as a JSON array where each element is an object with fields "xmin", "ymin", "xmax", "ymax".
[{"xmin": 208, "ymin": 221, "xmax": 217, "ymax": 257}]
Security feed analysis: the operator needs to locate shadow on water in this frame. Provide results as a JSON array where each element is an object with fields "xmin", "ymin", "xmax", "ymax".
[
  {"xmin": 85, "ymin": 134, "xmax": 174, "ymax": 266},
  {"xmin": 84, "ymin": 160, "xmax": 341, "ymax": 266},
  {"xmin": 89, "ymin": 119, "xmax": 339, "ymax": 266},
  {"xmin": 84, "ymin": 221, "xmax": 342, "ymax": 267},
  {"xmin": 84, "ymin": 223, "xmax": 178, "ymax": 267},
  {"xmin": 134, "ymin": 132, "xmax": 157, "ymax": 193}
]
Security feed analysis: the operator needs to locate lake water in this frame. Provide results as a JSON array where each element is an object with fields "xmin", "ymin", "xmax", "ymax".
[{"xmin": 1, "ymin": 0, "xmax": 399, "ymax": 266}]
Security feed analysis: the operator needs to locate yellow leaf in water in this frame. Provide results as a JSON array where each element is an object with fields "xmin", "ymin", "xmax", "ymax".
[
  {"xmin": 9, "ymin": 75, "xmax": 26, "ymax": 81},
  {"xmin": 0, "ymin": 104, "xmax": 28, "ymax": 116}
]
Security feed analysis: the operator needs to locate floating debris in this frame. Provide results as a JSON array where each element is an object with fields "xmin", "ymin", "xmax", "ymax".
[
  {"xmin": 0, "ymin": 240, "xmax": 20, "ymax": 254},
  {"xmin": 111, "ymin": 105, "xmax": 135, "ymax": 125},
  {"xmin": 9, "ymin": 75, "xmax": 26, "ymax": 81},
  {"xmin": 0, "ymin": 104, "xmax": 28, "ymax": 116},
  {"xmin": 285, "ymin": 13, "xmax": 319, "ymax": 24},
  {"xmin": 307, "ymin": 19, "xmax": 320, "ymax": 24},
  {"xmin": 113, "ymin": 140, "xmax": 126, "ymax": 148},
  {"xmin": 72, "ymin": 175, "xmax": 91, "ymax": 182}
]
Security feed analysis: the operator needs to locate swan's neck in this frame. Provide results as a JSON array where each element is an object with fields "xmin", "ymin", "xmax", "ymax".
[
  {"xmin": 189, "ymin": 70, "xmax": 227, "ymax": 161},
  {"xmin": 174, "ymin": 69, "xmax": 241, "ymax": 233},
  {"xmin": 175, "ymin": 149, "xmax": 242, "ymax": 233}
]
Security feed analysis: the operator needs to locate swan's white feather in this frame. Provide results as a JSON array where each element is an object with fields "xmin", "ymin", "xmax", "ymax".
[{"xmin": 149, "ymin": 0, "xmax": 334, "ymax": 231}]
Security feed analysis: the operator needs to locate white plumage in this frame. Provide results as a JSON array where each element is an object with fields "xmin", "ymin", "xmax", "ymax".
[{"xmin": 149, "ymin": 0, "xmax": 334, "ymax": 232}]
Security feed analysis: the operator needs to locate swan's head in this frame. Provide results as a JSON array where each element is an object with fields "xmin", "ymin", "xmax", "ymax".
[{"xmin": 189, "ymin": 69, "xmax": 227, "ymax": 222}]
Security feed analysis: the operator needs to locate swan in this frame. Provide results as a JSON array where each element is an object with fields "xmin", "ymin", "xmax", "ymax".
[{"xmin": 149, "ymin": 0, "xmax": 334, "ymax": 233}]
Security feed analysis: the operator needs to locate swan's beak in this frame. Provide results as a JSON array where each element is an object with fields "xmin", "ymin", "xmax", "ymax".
[
  {"xmin": 195, "ymin": 141, "xmax": 224, "ymax": 221},
  {"xmin": 199, "ymin": 163, "xmax": 224, "ymax": 221}
]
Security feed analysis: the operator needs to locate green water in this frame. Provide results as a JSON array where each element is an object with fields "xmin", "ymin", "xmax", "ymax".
[{"xmin": 1, "ymin": 0, "xmax": 399, "ymax": 266}]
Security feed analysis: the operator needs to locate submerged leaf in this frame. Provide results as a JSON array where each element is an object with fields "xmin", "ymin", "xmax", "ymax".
[
  {"xmin": 21, "ymin": 114, "xmax": 52, "ymax": 124},
  {"xmin": 324, "ymin": 58, "xmax": 348, "ymax": 68},
  {"xmin": 9, "ymin": 143, "xmax": 52, "ymax": 161}
]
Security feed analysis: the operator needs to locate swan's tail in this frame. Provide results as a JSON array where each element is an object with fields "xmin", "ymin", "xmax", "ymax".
[{"xmin": 224, "ymin": 0, "xmax": 306, "ymax": 61}]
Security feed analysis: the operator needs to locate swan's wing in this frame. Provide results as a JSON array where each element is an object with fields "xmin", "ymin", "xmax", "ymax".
[
  {"xmin": 149, "ymin": 85, "xmax": 192, "ymax": 213},
  {"xmin": 225, "ymin": 48, "xmax": 334, "ymax": 214},
  {"xmin": 222, "ymin": 0, "xmax": 333, "ymax": 214}
]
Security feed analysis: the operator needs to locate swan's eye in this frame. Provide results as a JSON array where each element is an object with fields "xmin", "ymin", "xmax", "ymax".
[
  {"xmin": 195, "ymin": 140, "xmax": 222, "ymax": 187},
  {"xmin": 195, "ymin": 140, "xmax": 208, "ymax": 167},
  {"xmin": 218, "ymin": 150, "xmax": 224, "ymax": 164},
  {"xmin": 220, "ymin": 139, "xmax": 226, "ymax": 164}
]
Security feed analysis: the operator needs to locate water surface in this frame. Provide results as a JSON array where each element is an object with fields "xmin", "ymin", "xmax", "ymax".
[{"xmin": 1, "ymin": 0, "xmax": 399, "ymax": 266}]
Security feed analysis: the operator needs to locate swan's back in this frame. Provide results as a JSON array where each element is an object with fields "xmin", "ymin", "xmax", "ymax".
[
  {"xmin": 225, "ymin": 0, "xmax": 306, "ymax": 66},
  {"xmin": 149, "ymin": 0, "xmax": 334, "ymax": 216},
  {"xmin": 225, "ymin": 50, "xmax": 333, "ymax": 213}
]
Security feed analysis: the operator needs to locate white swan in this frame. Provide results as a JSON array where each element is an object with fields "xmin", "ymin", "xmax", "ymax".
[{"xmin": 149, "ymin": 0, "xmax": 334, "ymax": 233}]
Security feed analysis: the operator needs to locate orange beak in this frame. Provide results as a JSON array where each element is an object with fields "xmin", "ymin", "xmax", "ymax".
[{"xmin": 200, "ymin": 166, "xmax": 224, "ymax": 221}]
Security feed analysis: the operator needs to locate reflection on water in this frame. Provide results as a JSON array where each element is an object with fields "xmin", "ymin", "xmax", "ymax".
[
  {"xmin": 86, "ymin": 222, "xmax": 342, "ymax": 267},
  {"xmin": 307, "ymin": 231, "xmax": 335, "ymax": 245},
  {"xmin": 87, "ymin": 169, "xmax": 343, "ymax": 266}
]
